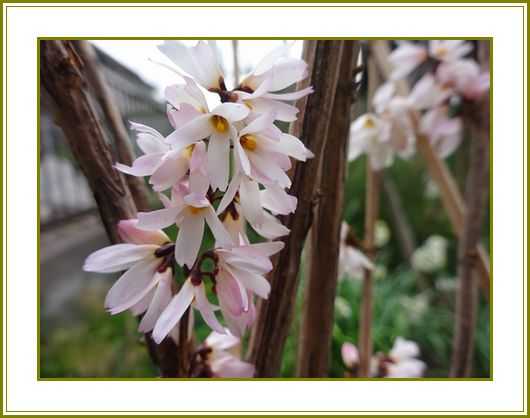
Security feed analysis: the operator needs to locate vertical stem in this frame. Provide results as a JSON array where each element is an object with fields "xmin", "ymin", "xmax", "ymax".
[
  {"xmin": 232, "ymin": 40, "xmax": 240, "ymax": 87},
  {"xmin": 450, "ymin": 42, "xmax": 490, "ymax": 377},
  {"xmin": 382, "ymin": 175, "xmax": 417, "ymax": 261},
  {"xmin": 248, "ymin": 41, "xmax": 344, "ymax": 377},
  {"xmin": 357, "ymin": 56, "xmax": 381, "ymax": 378},
  {"xmin": 358, "ymin": 166, "xmax": 380, "ymax": 377},
  {"xmin": 296, "ymin": 41, "xmax": 360, "ymax": 377}
]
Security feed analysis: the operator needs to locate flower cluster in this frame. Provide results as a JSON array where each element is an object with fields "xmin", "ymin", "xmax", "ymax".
[
  {"xmin": 84, "ymin": 41, "xmax": 313, "ymax": 351},
  {"xmin": 338, "ymin": 222, "xmax": 373, "ymax": 280},
  {"xmin": 341, "ymin": 337, "xmax": 426, "ymax": 378},
  {"xmin": 349, "ymin": 40, "xmax": 490, "ymax": 170}
]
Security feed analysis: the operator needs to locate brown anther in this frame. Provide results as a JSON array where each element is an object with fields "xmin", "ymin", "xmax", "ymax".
[
  {"xmin": 154, "ymin": 242, "xmax": 175, "ymax": 258},
  {"xmin": 190, "ymin": 270, "xmax": 202, "ymax": 286}
]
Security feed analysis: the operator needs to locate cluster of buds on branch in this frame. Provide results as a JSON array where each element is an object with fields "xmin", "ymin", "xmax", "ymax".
[
  {"xmin": 83, "ymin": 41, "xmax": 314, "ymax": 376},
  {"xmin": 349, "ymin": 40, "xmax": 490, "ymax": 170}
]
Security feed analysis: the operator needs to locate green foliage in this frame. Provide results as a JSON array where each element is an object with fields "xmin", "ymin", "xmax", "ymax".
[
  {"xmin": 280, "ymin": 268, "xmax": 490, "ymax": 378},
  {"xmin": 40, "ymin": 286, "xmax": 156, "ymax": 378}
]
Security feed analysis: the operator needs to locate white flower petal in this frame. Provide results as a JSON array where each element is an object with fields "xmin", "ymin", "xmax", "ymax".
[
  {"xmin": 204, "ymin": 206, "xmax": 233, "ymax": 247},
  {"xmin": 260, "ymin": 183, "xmax": 297, "ymax": 215},
  {"xmin": 175, "ymin": 212, "xmax": 205, "ymax": 268},
  {"xmin": 105, "ymin": 258, "xmax": 160, "ymax": 314},
  {"xmin": 194, "ymin": 283, "xmax": 225, "ymax": 334},
  {"xmin": 150, "ymin": 153, "xmax": 189, "ymax": 192},
  {"xmin": 217, "ymin": 174, "xmax": 241, "ymax": 215},
  {"xmin": 225, "ymin": 264, "xmax": 271, "ymax": 299},
  {"xmin": 239, "ymin": 177, "xmax": 264, "ymax": 227},
  {"xmin": 115, "ymin": 153, "xmax": 164, "ymax": 177},
  {"xmin": 165, "ymin": 114, "xmax": 213, "ymax": 150},
  {"xmin": 84, "ymin": 244, "xmax": 157, "ymax": 273},
  {"xmin": 138, "ymin": 269, "xmax": 173, "ymax": 333},
  {"xmin": 211, "ymin": 103, "xmax": 249, "ymax": 122},
  {"xmin": 152, "ymin": 279, "xmax": 194, "ymax": 344},
  {"xmin": 137, "ymin": 206, "xmax": 182, "ymax": 231},
  {"xmin": 207, "ymin": 133, "xmax": 230, "ymax": 191}
]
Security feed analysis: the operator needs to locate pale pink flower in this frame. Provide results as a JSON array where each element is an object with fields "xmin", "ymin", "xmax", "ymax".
[
  {"xmin": 214, "ymin": 240, "xmax": 283, "ymax": 336},
  {"xmin": 389, "ymin": 41, "xmax": 428, "ymax": 80},
  {"xmin": 234, "ymin": 112, "xmax": 313, "ymax": 188},
  {"xmin": 132, "ymin": 268, "xmax": 173, "ymax": 333},
  {"xmin": 349, "ymin": 114, "xmax": 394, "ymax": 170},
  {"xmin": 219, "ymin": 290, "xmax": 257, "ymax": 338},
  {"xmin": 420, "ymin": 106, "xmax": 463, "ymax": 158},
  {"xmin": 383, "ymin": 97, "xmax": 417, "ymax": 158},
  {"xmin": 158, "ymin": 40, "xmax": 224, "ymax": 91},
  {"xmin": 341, "ymin": 342, "xmax": 360, "ymax": 369},
  {"xmin": 386, "ymin": 337, "xmax": 426, "ymax": 378},
  {"xmin": 373, "ymin": 82, "xmax": 397, "ymax": 114},
  {"xmin": 83, "ymin": 219, "xmax": 173, "ymax": 317},
  {"xmin": 407, "ymin": 73, "xmax": 452, "ymax": 111},
  {"xmin": 436, "ymin": 59, "xmax": 489, "ymax": 101},
  {"xmin": 222, "ymin": 210, "xmax": 249, "ymax": 244},
  {"xmin": 137, "ymin": 184, "xmax": 232, "ymax": 268},
  {"xmin": 339, "ymin": 222, "xmax": 373, "ymax": 280},
  {"xmin": 152, "ymin": 275, "xmax": 225, "ymax": 344},
  {"xmin": 165, "ymin": 99, "xmax": 249, "ymax": 192},
  {"xmin": 115, "ymin": 121, "xmax": 196, "ymax": 192},
  {"xmin": 236, "ymin": 43, "xmax": 313, "ymax": 122},
  {"xmin": 203, "ymin": 331, "xmax": 255, "ymax": 377},
  {"xmin": 429, "ymin": 40, "xmax": 473, "ymax": 63}
]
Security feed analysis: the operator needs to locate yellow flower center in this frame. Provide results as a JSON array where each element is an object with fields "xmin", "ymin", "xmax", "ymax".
[
  {"xmin": 181, "ymin": 144, "xmax": 195, "ymax": 159},
  {"xmin": 211, "ymin": 115, "xmax": 229, "ymax": 133},
  {"xmin": 435, "ymin": 46, "xmax": 448, "ymax": 58},
  {"xmin": 240, "ymin": 134, "xmax": 258, "ymax": 151},
  {"xmin": 188, "ymin": 206, "xmax": 205, "ymax": 215},
  {"xmin": 363, "ymin": 117, "xmax": 376, "ymax": 129}
]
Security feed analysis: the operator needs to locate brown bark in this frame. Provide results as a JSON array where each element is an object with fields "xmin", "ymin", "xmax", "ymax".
[
  {"xmin": 40, "ymin": 40, "xmax": 183, "ymax": 377},
  {"xmin": 370, "ymin": 40, "xmax": 490, "ymax": 299},
  {"xmin": 72, "ymin": 40, "xmax": 151, "ymax": 212},
  {"xmin": 450, "ymin": 104, "xmax": 489, "ymax": 376},
  {"xmin": 450, "ymin": 42, "xmax": 491, "ymax": 377},
  {"xmin": 247, "ymin": 41, "xmax": 345, "ymax": 377},
  {"xmin": 296, "ymin": 41, "xmax": 360, "ymax": 377}
]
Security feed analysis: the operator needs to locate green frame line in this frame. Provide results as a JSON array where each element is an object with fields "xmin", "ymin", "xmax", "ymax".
[{"xmin": 0, "ymin": 1, "xmax": 526, "ymax": 416}]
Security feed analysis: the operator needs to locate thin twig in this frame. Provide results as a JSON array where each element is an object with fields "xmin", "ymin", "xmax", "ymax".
[
  {"xmin": 232, "ymin": 40, "xmax": 240, "ymax": 87},
  {"xmin": 357, "ymin": 56, "xmax": 381, "ymax": 377},
  {"xmin": 450, "ymin": 42, "xmax": 490, "ymax": 377}
]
